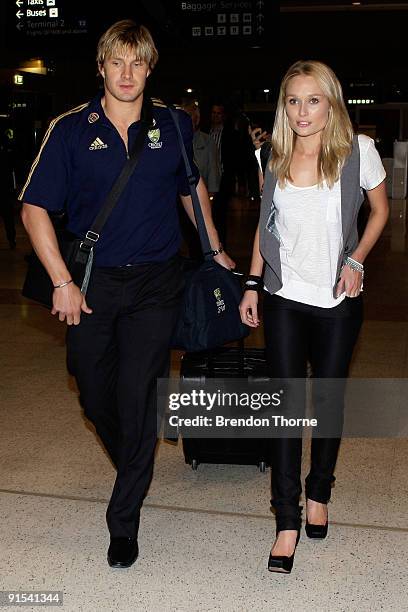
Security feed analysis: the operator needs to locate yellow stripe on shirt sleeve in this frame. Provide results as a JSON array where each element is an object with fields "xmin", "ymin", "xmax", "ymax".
[{"xmin": 18, "ymin": 102, "xmax": 89, "ymax": 202}]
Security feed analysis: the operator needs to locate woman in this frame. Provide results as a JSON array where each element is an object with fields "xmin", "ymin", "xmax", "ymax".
[{"xmin": 239, "ymin": 60, "xmax": 388, "ymax": 574}]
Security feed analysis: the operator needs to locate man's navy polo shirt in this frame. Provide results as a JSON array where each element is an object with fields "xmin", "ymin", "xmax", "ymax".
[{"xmin": 19, "ymin": 93, "xmax": 200, "ymax": 267}]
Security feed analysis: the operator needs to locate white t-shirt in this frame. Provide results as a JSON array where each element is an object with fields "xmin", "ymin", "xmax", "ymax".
[{"xmin": 255, "ymin": 135, "xmax": 386, "ymax": 308}]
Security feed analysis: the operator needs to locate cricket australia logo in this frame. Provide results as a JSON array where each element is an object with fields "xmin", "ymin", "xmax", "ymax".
[
  {"xmin": 213, "ymin": 288, "xmax": 225, "ymax": 314},
  {"xmin": 148, "ymin": 119, "xmax": 162, "ymax": 149},
  {"xmin": 89, "ymin": 137, "xmax": 108, "ymax": 150}
]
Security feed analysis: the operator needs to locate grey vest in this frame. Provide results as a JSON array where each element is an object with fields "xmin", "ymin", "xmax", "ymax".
[{"xmin": 259, "ymin": 135, "xmax": 363, "ymax": 298}]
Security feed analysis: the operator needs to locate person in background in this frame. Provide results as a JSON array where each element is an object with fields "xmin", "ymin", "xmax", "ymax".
[
  {"xmin": 209, "ymin": 103, "xmax": 238, "ymax": 247},
  {"xmin": 240, "ymin": 60, "xmax": 388, "ymax": 574},
  {"xmin": 250, "ymin": 125, "xmax": 270, "ymax": 150},
  {"xmin": 234, "ymin": 113, "xmax": 260, "ymax": 200},
  {"xmin": 0, "ymin": 126, "xmax": 17, "ymax": 249},
  {"xmin": 20, "ymin": 19, "xmax": 234, "ymax": 570},
  {"xmin": 250, "ymin": 125, "xmax": 272, "ymax": 193},
  {"xmin": 179, "ymin": 98, "xmax": 221, "ymax": 259},
  {"xmin": 181, "ymin": 98, "xmax": 221, "ymax": 196}
]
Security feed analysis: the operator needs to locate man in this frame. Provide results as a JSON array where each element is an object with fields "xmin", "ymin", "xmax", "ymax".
[
  {"xmin": 20, "ymin": 20, "xmax": 233, "ymax": 569},
  {"xmin": 180, "ymin": 98, "xmax": 221, "ymax": 259},
  {"xmin": 209, "ymin": 103, "xmax": 238, "ymax": 247},
  {"xmin": 0, "ymin": 124, "xmax": 17, "ymax": 249},
  {"xmin": 181, "ymin": 99, "xmax": 221, "ymax": 196}
]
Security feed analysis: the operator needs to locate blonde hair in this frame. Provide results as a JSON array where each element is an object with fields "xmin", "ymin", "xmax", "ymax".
[
  {"xmin": 270, "ymin": 60, "xmax": 353, "ymax": 188},
  {"xmin": 96, "ymin": 20, "xmax": 159, "ymax": 72}
]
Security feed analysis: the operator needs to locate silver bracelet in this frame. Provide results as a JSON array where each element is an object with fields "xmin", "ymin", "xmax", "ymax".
[
  {"xmin": 53, "ymin": 279, "xmax": 73, "ymax": 289},
  {"xmin": 344, "ymin": 256, "xmax": 364, "ymax": 275},
  {"xmin": 343, "ymin": 256, "xmax": 364, "ymax": 291}
]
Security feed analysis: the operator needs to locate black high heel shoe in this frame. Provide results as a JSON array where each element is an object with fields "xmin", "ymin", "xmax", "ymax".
[
  {"xmin": 305, "ymin": 519, "xmax": 328, "ymax": 539},
  {"xmin": 268, "ymin": 529, "xmax": 300, "ymax": 574},
  {"xmin": 305, "ymin": 503, "xmax": 328, "ymax": 539}
]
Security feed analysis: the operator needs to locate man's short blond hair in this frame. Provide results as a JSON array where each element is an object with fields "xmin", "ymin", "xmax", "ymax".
[{"xmin": 96, "ymin": 20, "xmax": 159, "ymax": 71}]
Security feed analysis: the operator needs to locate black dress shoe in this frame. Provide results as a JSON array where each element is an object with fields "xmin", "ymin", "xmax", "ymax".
[
  {"xmin": 107, "ymin": 537, "xmax": 139, "ymax": 568},
  {"xmin": 268, "ymin": 530, "xmax": 300, "ymax": 574}
]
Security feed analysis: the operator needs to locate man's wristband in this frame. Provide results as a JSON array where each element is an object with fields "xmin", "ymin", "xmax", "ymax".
[
  {"xmin": 244, "ymin": 275, "xmax": 263, "ymax": 292},
  {"xmin": 53, "ymin": 279, "xmax": 73, "ymax": 289}
]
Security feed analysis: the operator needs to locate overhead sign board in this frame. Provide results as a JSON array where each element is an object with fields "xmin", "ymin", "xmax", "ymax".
[
  {"xmin": 178, "ymin": 0, "xmax": 274, "ymax": 46},
  {"xmin": 13, "ymin": 0, "xmax": 87, "ymax": 38}
]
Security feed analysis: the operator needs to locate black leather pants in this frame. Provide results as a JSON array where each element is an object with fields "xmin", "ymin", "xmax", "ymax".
[{"xmin": 263, "ymin": 293, "xmax": 363, "ymax": 531}]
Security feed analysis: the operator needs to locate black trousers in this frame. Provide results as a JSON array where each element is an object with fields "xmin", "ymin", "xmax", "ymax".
[
  {"xmin": 66, "ymin": 257, "xmax": 184, "ymax": 538},
  {"xmin": 263, "ymin": 293, "xmax": 363, "ymax": 531}
]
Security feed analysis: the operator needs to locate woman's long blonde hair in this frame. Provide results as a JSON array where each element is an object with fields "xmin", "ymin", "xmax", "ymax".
[{"xmin": 270, "ymin": 60, "xmax": 354, "ymax": 188}]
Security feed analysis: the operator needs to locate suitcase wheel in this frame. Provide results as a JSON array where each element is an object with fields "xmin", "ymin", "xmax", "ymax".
[
  {"xmin": 259, "ymin": 461, "xmax": 266, "ymax": 473},
  {"xmin": 191, "ymin": 459, "xmax": 199, "ymax": 471}
]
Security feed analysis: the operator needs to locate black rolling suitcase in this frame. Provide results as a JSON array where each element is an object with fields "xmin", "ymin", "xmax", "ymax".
[{"xmin": 179, "ymin": 346, "xmax": 271, "ymax": 472}]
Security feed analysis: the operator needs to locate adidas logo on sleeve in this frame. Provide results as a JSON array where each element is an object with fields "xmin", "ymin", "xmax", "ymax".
[{"xmin": 89, "ymin": 137, "xmax": 108, "ymax": 150}]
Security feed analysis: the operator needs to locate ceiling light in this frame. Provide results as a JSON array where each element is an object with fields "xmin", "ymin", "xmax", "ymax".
[{"xmin": 18, "ymin": 58, "xmax": 47, "ymax": 75}]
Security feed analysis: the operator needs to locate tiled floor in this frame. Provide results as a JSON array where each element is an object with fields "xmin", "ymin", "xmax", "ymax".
[{"xmin": 0, "ymin": 200, "xmax": 407, "ymax": 612}]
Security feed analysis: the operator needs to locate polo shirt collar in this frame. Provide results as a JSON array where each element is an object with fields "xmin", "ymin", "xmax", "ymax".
[{"xmin": 87, "ymin": 91, "xmax": 154, "ymax": 130}]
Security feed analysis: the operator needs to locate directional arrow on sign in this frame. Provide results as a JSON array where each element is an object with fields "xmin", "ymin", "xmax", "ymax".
[
  {"xmin": 16, "ymin": 0, "xmax": 23, "ymax": 7},
  {"xmin": 16, "ymin": 10, "xmax": 24, "ymax": 18},
  {"xmin": 257, "ymin": 25, "xmax": 265, "ymax": 35},
  {"xmin": 256, "ymin": 14, "xmax": 264, "ymax": 22},
  {"xmin": 256, "ymin": 0, "xmax": 264, "ymax": 8},
  {"xmin": 16, "ymin": 21, "xmax": 24, "ymax": 30}
]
